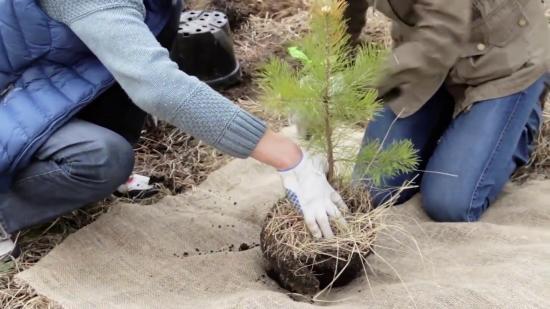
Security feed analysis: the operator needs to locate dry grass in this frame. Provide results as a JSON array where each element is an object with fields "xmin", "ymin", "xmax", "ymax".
[
  {"xmin": 260, "ymin": 182, "xmax": 420, "ymax": 302},
  {"xmin": 514, "ymin": 94, "xmax": 550, "ymax": 181},
  {"xmin": 131, "ymin": 121, "xmax": 227, "ymax": 202},
  {"xmin": 261, "ymin": 186, "xmax": 379, "ymax": 295},
  {"xmin": 234, "ymin": 13, "xmax": 308, "ymax": 74},
  {"xmin": 536, "ymin": 109, "xmax": 550, "ymax": 174},
  {"xmin": 262, "ymin": 187, "xmax": 377, "ymax": 259}
]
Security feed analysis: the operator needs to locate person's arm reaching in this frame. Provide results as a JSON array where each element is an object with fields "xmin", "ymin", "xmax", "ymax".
[
  {"xmin": 60, "ymin": 5, "xmax": 265, "ymax": 159},
  {"xmin": 39, "ymin": 1, "xmax": 347, "ymax": 238}
]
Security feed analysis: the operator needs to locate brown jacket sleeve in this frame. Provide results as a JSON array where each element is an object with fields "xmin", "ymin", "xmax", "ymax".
[{"xmin": 375, "ymin": 0, "xmax": 472, "ymax": 117}]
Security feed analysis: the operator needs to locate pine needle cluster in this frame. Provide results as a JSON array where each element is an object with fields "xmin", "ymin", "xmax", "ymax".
[{"xmin": 260, "ymin": 0, "xmax": 417, "ymax": 185}]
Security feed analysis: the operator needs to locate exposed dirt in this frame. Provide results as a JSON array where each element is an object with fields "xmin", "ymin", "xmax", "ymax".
[
  {"xmin": 264, "ymin": 246, "xmax": 364, "ymax": 295},
  {"xmin": 260, "ymin": 187, "xmax": 376, "ymax": 295}
]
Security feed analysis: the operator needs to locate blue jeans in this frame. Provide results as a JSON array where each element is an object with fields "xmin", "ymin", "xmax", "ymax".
[
  {"xmin": 353, "ymin": 75, "xmax": 547, "ymax": 222},
  {"xmin": 0, "ymin": 119, "xmax": 134, "ymax": 234}
]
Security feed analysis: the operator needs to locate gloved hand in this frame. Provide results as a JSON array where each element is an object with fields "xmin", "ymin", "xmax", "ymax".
[{"xmin": 279, "ymin": 152, "xmax": 349, "ymax": 238}]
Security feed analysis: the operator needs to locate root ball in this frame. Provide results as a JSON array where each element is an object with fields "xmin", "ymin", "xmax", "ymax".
[{"xmin": 260, "ymin": 187, "xmax": 378, "ymax": 295}]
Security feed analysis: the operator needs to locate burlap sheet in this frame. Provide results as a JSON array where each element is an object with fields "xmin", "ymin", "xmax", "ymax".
[{"xmin": 17, "ymin": 133, "xmax": 550, "ymax": 308}]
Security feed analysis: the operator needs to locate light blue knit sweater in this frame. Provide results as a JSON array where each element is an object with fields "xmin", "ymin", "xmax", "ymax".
[{"xmin": 38, "ymin": 0, "xmax": 267, "ymax": 158}]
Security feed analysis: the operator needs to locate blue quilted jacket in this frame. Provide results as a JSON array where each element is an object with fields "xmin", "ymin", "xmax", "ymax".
[{"xmin": 0, "ymin": 0, "xmax": 174, "ymax": 191}]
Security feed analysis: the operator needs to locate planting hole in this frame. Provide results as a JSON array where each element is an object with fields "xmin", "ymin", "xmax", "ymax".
[
  {"xmin": 183, "ymin": 32, "xmax": 190, "ymax": 37},
  {"xmin": 196, "ymin": 29, "xmax": 202, "ymax": 32}
]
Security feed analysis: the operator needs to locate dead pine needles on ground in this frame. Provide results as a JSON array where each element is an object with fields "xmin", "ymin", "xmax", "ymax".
[
  {"xmin": 131, "ymin": 121, "xmax": 227, "ymax": 202},
  {"xmin": 514, "ymin": 94, "xmax": 550, "ymax": 181}
]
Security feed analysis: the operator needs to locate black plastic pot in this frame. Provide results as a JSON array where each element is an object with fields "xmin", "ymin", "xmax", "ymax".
[{"xmin": 171, "ymin": 10, "xmax": 241, "ymax": 89}]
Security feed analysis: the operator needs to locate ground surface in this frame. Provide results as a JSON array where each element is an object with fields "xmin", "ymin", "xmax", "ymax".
[{"xmin": 1, "ymin": 2, "xmax": 549, "ymax": 308}]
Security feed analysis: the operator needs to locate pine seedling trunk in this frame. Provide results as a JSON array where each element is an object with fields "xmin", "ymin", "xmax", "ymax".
[
  {"xmin": 323, "ymin": 95, "xmax": 335, "ymax": 183},
  {"xmin": 322, "ymin": 37, "xmax": 335, "ymax": 182},
  {"xmin": 320, "ymin": 3, "xmax": 339, "ymax": 184}
]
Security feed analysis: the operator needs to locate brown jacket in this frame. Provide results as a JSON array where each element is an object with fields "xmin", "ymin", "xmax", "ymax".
[{"xmin": 345, "ymin": 0, "xmax": 550, "ymax": 118}]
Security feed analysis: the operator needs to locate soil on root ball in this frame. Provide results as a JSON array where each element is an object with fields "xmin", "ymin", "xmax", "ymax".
[{"xmin": 260, "ymin": 188, "xmax": 376, "ymax": 295}]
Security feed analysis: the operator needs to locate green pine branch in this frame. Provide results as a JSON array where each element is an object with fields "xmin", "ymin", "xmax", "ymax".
[
  {"xmin": 259, "ymin": 0, "xmax": 418, "ymax": 186},
  {"xmin": 355, "ymin": 140, "xmax": 419, "ymax": 186}
]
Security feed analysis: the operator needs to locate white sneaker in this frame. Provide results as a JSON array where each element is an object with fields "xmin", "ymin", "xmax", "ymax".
[
  {"xmin": 117, "ymin": 174, "xmax": 154, "ymax": 194},
  {"xmin": 116, "ymin": 174, "xmax": 158, "ymax": 199},
  {"xmin": 0, "ymin": 237, "xmax": 17, "ymax": 262}
]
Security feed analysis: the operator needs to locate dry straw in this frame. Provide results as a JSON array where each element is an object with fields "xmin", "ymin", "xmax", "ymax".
[{"xmin": 261, "ymin": 180, "xmax": 421, "ymax": 301}]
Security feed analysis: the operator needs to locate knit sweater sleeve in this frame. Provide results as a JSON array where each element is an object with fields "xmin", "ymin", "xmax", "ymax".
[{"xmin": 38, "ymin": 1, "xmax": 267, "ymax": 158}]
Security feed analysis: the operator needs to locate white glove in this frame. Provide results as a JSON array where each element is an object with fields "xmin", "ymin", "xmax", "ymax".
[{"xmin": 279, "ymin": 152, "xmax": 349, "ymax": 238}]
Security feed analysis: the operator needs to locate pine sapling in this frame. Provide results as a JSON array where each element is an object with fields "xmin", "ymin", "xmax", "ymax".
[
  {"xmin": 259, "ymin": 0, "xmax": 419, "ymax": 295},
  {"xmin": 260, "ymin": 0, "xmax": 417, "ymax": 186}
]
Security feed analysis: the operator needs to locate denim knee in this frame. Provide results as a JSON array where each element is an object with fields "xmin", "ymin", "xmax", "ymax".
[
  {"xmin": 65, "ymin": 131, "xmax": 134, "ymax": 194},
  {"xmin": 421, "ymin": 183, "xmax": 479, "ymax": 222}
]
